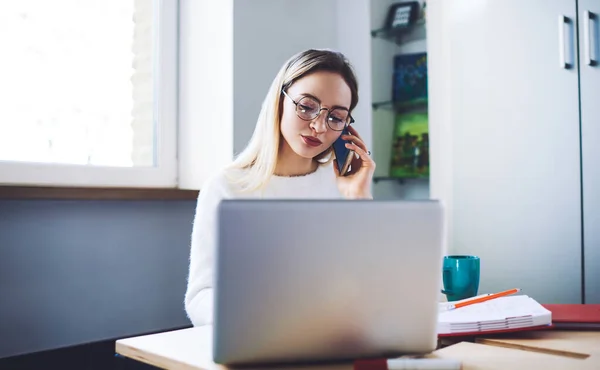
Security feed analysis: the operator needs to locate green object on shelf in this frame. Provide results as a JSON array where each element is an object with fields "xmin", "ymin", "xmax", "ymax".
[{"xmin": 389, "ymin": 111, "xmax": 429, "ymax": 179}]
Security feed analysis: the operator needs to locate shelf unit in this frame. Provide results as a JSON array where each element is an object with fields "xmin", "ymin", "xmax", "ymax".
[
  {"xmin": 372, "ymin": 99, "xmax": 428, "ymax": 112},
  {"xmin": 369, "ymin": 0, "xmax": 429, "ymax": 199},
  {"xmin": 373, "ymin": 176, "xmax": 428, "ymax": 184},
  {"xmin": 370, "ymin": 18, "xmax": 426, "ymax": 45},
  {"xmin": 374, "ymin": 176, "xmax": 404, "ymax": 184}
]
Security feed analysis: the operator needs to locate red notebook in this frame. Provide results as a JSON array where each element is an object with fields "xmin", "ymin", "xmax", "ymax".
[{"xmin": 542, "ymin": 304, "xmax": 600, "ymax": 329}]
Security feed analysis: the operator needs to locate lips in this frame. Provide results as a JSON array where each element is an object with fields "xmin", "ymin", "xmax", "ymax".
[{"xmin": 301, "ymin": 135, "xmax": 322, "ymax": 147}]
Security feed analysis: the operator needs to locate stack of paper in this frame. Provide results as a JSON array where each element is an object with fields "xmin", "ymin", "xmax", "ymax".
[{"xmin": 438, "ymin": 295, "xmax": 552, "ymax": 335}]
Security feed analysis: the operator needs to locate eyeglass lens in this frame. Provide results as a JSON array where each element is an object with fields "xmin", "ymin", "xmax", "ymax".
[{"xmin": 295, "ymin": 96, "xmax": 349, "ymax": 131}]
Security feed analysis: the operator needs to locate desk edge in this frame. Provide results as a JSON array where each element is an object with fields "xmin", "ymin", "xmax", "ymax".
[{"xmin": 115, "ymin": 340, "xmax": 206, "ymax": 370}]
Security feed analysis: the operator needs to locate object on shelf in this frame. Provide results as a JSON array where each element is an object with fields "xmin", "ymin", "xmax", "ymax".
[
  {"xmin": 373, "ymin": 53, "xmax": 428, "ymax": 113},
  {"xmin": 389, "ymin": 111, "xmax": 429, "ymax": 179},
  {"xmin": 383, "ymin": 2, "xmax": 420, "ymax": 32},
  {"xmin": 393, "ymin": 52, "xmax": 428, "ymax": 106}
]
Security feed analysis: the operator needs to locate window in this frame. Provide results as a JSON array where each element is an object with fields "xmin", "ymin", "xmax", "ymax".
[{"xmin": 0, "ymin": 0, "xmax": 177, "ymax": 188}]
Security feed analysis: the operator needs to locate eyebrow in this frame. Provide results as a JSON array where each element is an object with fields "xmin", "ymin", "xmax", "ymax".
[{"xmin": 299, "ymin": 93, "xmax": 350, "ymax": 111}]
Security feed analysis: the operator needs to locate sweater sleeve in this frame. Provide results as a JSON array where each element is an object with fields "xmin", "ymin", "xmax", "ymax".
[{"xmin": 184, "ymin": 172, "xmax": 229, "ymax": 326}]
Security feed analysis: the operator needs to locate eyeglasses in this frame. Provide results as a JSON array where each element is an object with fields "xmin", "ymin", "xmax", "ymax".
[{"xmin": 281, "ymin": 89, "xmax": 354, "ymax": 132}]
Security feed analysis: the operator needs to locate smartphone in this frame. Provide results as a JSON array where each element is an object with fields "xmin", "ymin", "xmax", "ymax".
[{"xmin": 332, "ymin": 127, "xmax": 354, "ymax": 176}]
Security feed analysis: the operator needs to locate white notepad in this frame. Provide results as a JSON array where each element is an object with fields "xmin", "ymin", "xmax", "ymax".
[{"xmin": 438, "ymin": 295, "xmax": 552, "ymax": 335}]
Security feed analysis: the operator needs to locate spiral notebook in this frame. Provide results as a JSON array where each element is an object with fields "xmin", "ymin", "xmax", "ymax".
[{"xmin": 437, "ymin": 295, "xmax": 552, "ymax": 336}]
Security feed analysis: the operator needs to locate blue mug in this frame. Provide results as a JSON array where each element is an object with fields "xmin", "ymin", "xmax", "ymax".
[{"xmin": 441, "ymin": 255, "xmax": 480, "ymax": 302}]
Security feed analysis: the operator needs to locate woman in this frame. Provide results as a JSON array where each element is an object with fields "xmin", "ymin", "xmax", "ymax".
[{"xmin": 184, "ymin": 49, "xmax": 376, "ymax": 326}]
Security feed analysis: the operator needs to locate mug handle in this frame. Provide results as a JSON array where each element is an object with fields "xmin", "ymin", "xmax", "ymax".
[{"xmin": 442, "ymin": 267, "xmax": 453, "ymax": 295}]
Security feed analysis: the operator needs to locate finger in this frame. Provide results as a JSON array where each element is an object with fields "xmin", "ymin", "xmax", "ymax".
[
  {"xmin": 342, "ymin": 133, "xmax": 367, "ymax": 152},
  {"xmin": 345, "ymin": 137, "xmax": 367, "ymax": 153},
  {"xmin": 346, "ymin": 142, "xmax": 374, "ymax": 165},
  {"xmin": 347, "ymin": 151, "xmax": 362, "ymax": 176},
  {"xmin": 346, "ymin": 125, "xmax": 363, "ymax": 140}
]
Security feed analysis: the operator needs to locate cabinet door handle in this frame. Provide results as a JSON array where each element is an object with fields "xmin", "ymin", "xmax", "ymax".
[
  {"xmin": 584, "ymin": 11, "xmax": 598, "ymax": 66},
  {"xmin": 559, "ymin": 15, "xmax": 573, "ymax": 69}
]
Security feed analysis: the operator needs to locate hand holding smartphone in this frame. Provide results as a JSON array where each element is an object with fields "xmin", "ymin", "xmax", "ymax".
[{"xmin": 332, "ymin": 127, "xmax": 354, "ymax": 176}]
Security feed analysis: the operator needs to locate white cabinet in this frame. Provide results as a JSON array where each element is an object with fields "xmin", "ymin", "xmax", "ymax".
[
  {"xmin": 580, "ymin": 0, "xmax": 600, "ymax": 304},
  {"xmin": 429, "ymin": 0, "xmax": 599, "ymax": 303}
]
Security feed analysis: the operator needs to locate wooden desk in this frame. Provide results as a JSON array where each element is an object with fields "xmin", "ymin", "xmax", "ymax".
[
  {"xmin": 476, "ymin": 330, "xmax": 600, "ymax": 358},
  {"xmin": 116, "ymin": 326, "xmax": 219, "ymax": 370},
  {"xmin": 115, "ymin": 326, "xmax": 353, "ymax": 370},
  {"xmin": 427, "ymin": 341, "xmax": 600, "ymax": 370},
  {"xmin": 116, "ymin": 327, "xmax": 600, "ymax": 370}
]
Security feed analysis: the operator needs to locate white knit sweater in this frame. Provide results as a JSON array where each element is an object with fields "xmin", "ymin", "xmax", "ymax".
[{"xmin": 184, "ymin": 162, "xmax": 343, "ymax": 326}]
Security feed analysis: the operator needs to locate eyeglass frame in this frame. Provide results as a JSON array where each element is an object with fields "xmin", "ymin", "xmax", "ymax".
[{"xmin": 281, "ymin": 89, "xmax": 355, "ymax": 131}]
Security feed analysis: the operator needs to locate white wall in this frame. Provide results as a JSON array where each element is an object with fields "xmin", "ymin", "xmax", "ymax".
[
  {"xmin": 427, "ymin": 0, "xmax": 453, "ymax": 248},
  {"xmin": 179, "ymin": 0, "xmax": 234, "ymax": 189},
  {"xmin": 335, "ymin": 0, "xmax": 373, "ymax": 152},
  {"xmin": 233, "ymin": 0, "xmax": 337, "ymax": 154}
]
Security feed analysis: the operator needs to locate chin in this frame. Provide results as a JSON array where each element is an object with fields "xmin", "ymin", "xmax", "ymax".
[
  {"xmin": 296, "ymin": 149, "xmax": 319, "ymax": 159},
  {"xmin": 292, "ymin": 143, "xmax": 324, "ymax": 159}
]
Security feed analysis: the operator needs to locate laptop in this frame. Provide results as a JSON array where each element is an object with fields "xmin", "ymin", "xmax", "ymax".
[{"xmin": 213, "ymin": 199, "xmax": 444, "ymax": 366}]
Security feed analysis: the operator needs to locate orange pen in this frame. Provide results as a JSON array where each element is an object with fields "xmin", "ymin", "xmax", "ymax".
[{"xmin": 448, "ymin": 288, "xmax": 522, "ymax": 310}]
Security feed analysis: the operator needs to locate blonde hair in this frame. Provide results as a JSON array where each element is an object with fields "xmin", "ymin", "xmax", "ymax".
[{"xmin": 225, "ymin": 49, "xmax": 359, "ymax": 193}]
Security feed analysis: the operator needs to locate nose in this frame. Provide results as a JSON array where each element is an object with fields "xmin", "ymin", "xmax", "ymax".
[{"xmin": 310, "ymin": 109, "xmax": 328, "ymax": 134}]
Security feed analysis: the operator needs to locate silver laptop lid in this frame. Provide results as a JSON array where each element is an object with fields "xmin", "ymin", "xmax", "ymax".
[{"xmin": 213, "ymin": 199, "xmax": 444, "ymax": 366}]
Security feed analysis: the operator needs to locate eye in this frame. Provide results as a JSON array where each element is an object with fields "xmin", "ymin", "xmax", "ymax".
[
  {"xmin": 329, "ymin": 110, "xmax": 349, "ymax": 123},
  {"xmin": 297, "ymin": 97, "xmax": 319, "ymax": 113},
  {"xmin": 299, "ymin": 104, "xmax": 315, "ymax": 113}
]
